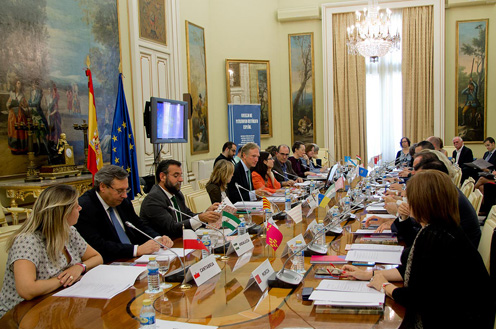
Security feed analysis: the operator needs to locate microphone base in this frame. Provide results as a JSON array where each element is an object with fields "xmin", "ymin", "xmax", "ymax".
[
  {"xmin": 212, "ymin": 242, "xmax": 230, "ymax": 254},
  {"xmin": 267, "ymin": 270, "xmax": 303, "ymax": 288},
  {"xmin": 247, "ymin": 224, "xmax": 262, "ymax": 235},
  {"xmin": 163, "ymin": 265, "xmax": 191, "ymax": 283},
  {"xmin": 304, "ymin": 244, "xmax": 328, "ymax": 256},
  {"xmin": 220, "ymin": 255, "xmax": 229, "ymax": 261},
  {"xmin": 272, "ymin": 212, "xmax": 287, "ymax": 221},
  {"xmin": 180, "ymin": 283, "xmax": 192, "ymax": 290}
]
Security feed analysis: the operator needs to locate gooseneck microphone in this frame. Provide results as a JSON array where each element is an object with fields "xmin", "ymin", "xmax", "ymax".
[{"xmin": 125, "ymin": 221, "xmax": 191, "ymax": 289}]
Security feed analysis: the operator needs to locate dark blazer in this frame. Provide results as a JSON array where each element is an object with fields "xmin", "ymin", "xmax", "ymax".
[
  {"xmin": 272, "ymin": 158, "xmax": 298, "ymax": 183},
  {"xmin": 452, "ymin": 146, "xmax": 474, "ymax": 165},
  {"xmin": 140, "ymin": 185, "xmax": 196, "ymax": 239},
  {"xmin": 227, "ymin": 161, "xmax": 253, "ymax": 204},
  {"xmin": 288, "ymin": 156, "xmax": 305, "ymax": 177},
  {"xmin": 206, "ymin": 182, "xmax": 227, "ymax": 204},
  {"xmin": 75, "ymin": 188, "xmax": 160, "ymax": 263},
  {"xmin": 482, "ymin": 150, "xmax": 496, "ymax": 168},
  {"xmin": 214, "ymin": 154, "xmax": 235, "ymax": 166}
]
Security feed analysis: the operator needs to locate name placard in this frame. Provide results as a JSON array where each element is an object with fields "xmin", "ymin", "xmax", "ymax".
[
  {"xmin": 226, "ymin": 233, "xmax": 254, "ymax": 256},
  {"xmin": 281, "ymin": 233, "xmax": 306, "ymax": 257},
  {"xmin": 245, "ymin": 259, "xmax": 275, "ymax": 292},
  {"xmin": 184, "ymin": 254, "xmax": 221, "ymax": 287}
]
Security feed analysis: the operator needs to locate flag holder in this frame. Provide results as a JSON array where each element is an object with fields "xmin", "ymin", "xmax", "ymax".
[
  {"xmin": 220, "ymin": 227, "xmax": 229, "ymax": 261},
  {"xmin": 180, "ymin": 225, "xmax": 192, "ymax": 289}
]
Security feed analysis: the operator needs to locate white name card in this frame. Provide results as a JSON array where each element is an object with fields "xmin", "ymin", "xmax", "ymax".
[
  {"xmin": 226, "ymin": 233, "xmax": 254, "ymax": 256},
  {"xmin": 184, "ymin": 254, "xmax": 221, "ymax": 287},
  {"xmin": 245, "ymin": 259, "xmax": 275, "ymax": 292},
  {"xmin": 281, "ymin": 233, "xmax": 306, "ymax": 257}
]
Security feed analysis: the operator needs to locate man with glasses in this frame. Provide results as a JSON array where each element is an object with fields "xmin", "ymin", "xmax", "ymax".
[
  {"xmin": 214, "ymin": 141, "xmax": 237, "ymax": 166},
  {"xmin": 75, "ymin": 165, "xmax": 174, "ymax": 263},
  {"xmin": 272, "ymin": 144, "xmax": 303, "ymax": 186},
  {"xmin": 140, "ymin": 159, "xmax": 221, "ymax": 239}
]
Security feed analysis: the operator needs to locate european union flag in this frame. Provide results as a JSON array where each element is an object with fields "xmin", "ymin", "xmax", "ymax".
[
  {"xmin": 359, "ymin": 167, "xmax": 368, "ymax": 177},
  {"xmin": 111, "ymin": 74, "xmax": 140, "ymax": 199}
]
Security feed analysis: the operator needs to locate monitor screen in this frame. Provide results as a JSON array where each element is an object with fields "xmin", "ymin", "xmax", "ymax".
[{"xmin": 146, "ymin": 97, "xmax": 188, "ymax": 144}]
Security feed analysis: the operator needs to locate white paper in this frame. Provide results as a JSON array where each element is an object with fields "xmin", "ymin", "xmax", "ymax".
[
  {"xmin": 156, "ymin": 320, "xmax": 218, "ymax": 329},
  {"xmin": 350, "ymin": 244, "xmax": 404, "ymax": 252},
  {"xmin": 354, "ymin": 229, "xmax": 393, "ymax": 235},
  {"xmin": 134, "ymin": 248, "xmax": 195, "ymax": 263},
  {"xmin": 345, "ymin": 249, "xmax": 402, "ymax": 264},
  {"xmin": 316, "ymin": 280, "xmax": 381, "ymax": 294},
  {"xmin": 313, "ymin": 300, "xmax": 382, "ymax": 307},
  {"xmin": 53, "ymin": 265, "xmax": 146, "ymax": 299},
  {"xmin": 366, "ymin": 205, "xmax": 388, "ymax": 212},
  {"xmin": 362, "ymin": 214, "xmax": 396, "ymax": 221},
  {"xmin": 295, "ymin": 181, "xmax": 312, "ymax": 187},
  {"xmin": 309, "ymin": 290, "xmax": 385, "ymax": 304},
  {"xmin": 233, "ymin": 201, "xmax": 262, "ymax": 210},
  {"xmin": 266, "ymin": 196, "xmax": 285, "ymax": 203}
]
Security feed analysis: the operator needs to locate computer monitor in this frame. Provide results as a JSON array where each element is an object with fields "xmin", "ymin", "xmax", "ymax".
[
  {"xmin": 144, "ymin": 97, "xmax": 188, "ymax": 144},
  {"xmin": 324, "ymin": 163, "xmax": 339, "ymax": 189}
]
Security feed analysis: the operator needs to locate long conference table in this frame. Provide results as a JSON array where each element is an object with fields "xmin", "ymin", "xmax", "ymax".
[{"xmin": 0, "ymin": 202, "xmax": 405, "ymax": 328}]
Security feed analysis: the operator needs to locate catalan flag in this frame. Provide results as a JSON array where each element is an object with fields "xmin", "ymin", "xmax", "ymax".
[
  {"xmin": 111, "ymin": 73, "xmax": 140, "ymax": 199},
  {"xmin": 262, "ymin": 196, "xmax": 271, "ymax": 211},
  {"xmin": 86, "ymin": 65, "xmax": 103, "ymax": 175}
]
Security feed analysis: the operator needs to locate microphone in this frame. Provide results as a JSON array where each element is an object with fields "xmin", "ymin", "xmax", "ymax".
[
  {"xmin": 168, "ymin": 206, "xmax": 229, "ymax": 260},
  {"xmin": 124, "ymin": 221, "xmax": 191, "ymax": 289},
  {"xmin": 268, "ymin": 200, "xmax": 366, "ymax": 288},
  {"xmin": 234, "ymin": 182, "xmax": 254, "ymax": 224},
  {"xmin": 273, "ymin": 169, "xmax": 309, "ymax": 181}
]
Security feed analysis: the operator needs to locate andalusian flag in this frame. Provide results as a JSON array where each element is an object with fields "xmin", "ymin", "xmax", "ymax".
[
  {"xmin": 222, "ymin": 211, "xmax": 241, "ymax": 231},
  {"xmin": 85, "ymin": 58, "xmax": 103, "ymax": 176}
]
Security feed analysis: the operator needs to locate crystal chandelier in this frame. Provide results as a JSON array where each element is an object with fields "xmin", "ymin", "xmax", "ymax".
[{"xmin": 346, "ymin": 0, "xmax": 400, "ymax": 63}]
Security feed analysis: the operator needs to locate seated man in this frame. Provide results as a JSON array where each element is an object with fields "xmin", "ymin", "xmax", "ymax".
[
  {"xmin": 75, "ymin": 165, "xmax": 173, "ymax": 263},
  {"xmin": 227, "ymin": 142, "xmax": 263, "ymax": 203},
  {"xmin": 214, "ymin": 141, "xmax": 237, "ymax": 166},
  {"xmin": 453, "ymin": 136, "xmax": 474, "ymax": 183},
  {"xmin": 140, "ymin": 159, "xmax": 221, "ymax": 239},
  {"xmin": 272, "ymin": 144, "xmax": 303, "ymax": 186}
]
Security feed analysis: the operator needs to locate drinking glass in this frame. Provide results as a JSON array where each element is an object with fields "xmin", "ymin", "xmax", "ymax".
[{"xmin": 157, "ymin": 256, "xmax": 172, "ymax": 289}]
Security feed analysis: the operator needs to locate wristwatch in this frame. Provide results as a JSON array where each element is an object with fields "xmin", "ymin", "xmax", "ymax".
[{"xmin": 381, "ymin": 282, "xmax": 392, "ymax": 293}]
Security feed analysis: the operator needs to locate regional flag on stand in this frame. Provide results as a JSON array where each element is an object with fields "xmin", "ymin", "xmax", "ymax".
[
  {"xmin": 359, "ymin": 166, "xmax": 369, "ymax": 177},
  {"xmin": 319, "ymin": 183, "xmax": 336, "ymax": 208},
  {"xmin": 222, "ymin": 211, "xmax": 241, "ymax": 231},
  {"xmin": 266, "ymin": 219, "xmax": 283, "ymax": 251},
  {"xmin": 111, "ymin": 73, "xmax": 140, "ymax": 199},
  {"xmin": 86, "ymin": 65, "xmax": 103, "ymax": 176},
  {"xmin": 183, "ymin": 229, "xmax": 208, "ymax": 251},
  {"xmin": 286, "ymin": 203, "xmax": 302, "ymax": 224}
]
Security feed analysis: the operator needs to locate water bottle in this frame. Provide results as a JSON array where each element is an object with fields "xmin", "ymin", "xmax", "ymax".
[
  {"xmin": 294, "ymin": 240, "xmax": 305, "ymax": 274},
  {"xmin": 140, "ymin": 299, "xmax": 156, "ymax": 328},
  {"xmin": 331, "ymin": 206, "xmax": 340, "ymax": 224},
  {"xmin": 285, "ymin": 188, "xmax": 291, "ymax": 211},
  {"xmin": 238, "ymin": 215, "xmax": 246, "ymax": 236},
  {"xmin": 343, "ymin": 196, "xmax": 351, "ymax": 213},
  {"xmin": 314, "ymin": 220, "xmax": 326, "ymax": 246},
  {"xmin": 309, "ymin": 181, "xmax": 315, "ymax": 194},
  {"xmin": 201, "ymin": 232, "xmax": 211, "ymax": 259},
  {"xmin": 147, "ymin": 256, "xmax": 160, "ymax": 293}
]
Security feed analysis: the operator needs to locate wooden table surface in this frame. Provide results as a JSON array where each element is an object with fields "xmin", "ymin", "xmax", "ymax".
[{"xmin": 0, "ymin": 204, "xmax": 405, "ymax": 328}]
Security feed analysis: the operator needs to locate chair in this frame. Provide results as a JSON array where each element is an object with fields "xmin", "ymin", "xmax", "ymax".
[
  {"xmin": 131, "ymin": 191, "xmax": 147, "ymax": 215},
  {"xmin": 0, "ymin": 225, "xmax": 22, "ymax": 286},
  {"xmin": 187, "ymin": 190, "xmax": 212, "ymax": 213},
  {"xmin": 478, "ymin": 208, "xmax": 496, "ymax": 274},
  {"xmin": 453, "ymin": 168, "xmax": 462, "ymax": 188},
  {"xmin": 197, "ymin": 179, "xmax": 209, "ymax": 190},
  {"xmin": 460, "ymin": 179, "xmax": 475, "ymax": 198},
  {"xmin": 468, "ymin": 189, "xmax": 484, "ymax": 214},
  {"xmin": 181, "ymin": 185, "xmax": 196, "ymax": 208}
]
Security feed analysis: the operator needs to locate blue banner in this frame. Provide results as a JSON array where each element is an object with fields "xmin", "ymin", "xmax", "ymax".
[
  {"xmin": 359, "ymin": 167, "xmax": 369, "ymax": 177},
  {"xmin": 228, "ymin": 104, "xmax": 261, "ymax": 147}
]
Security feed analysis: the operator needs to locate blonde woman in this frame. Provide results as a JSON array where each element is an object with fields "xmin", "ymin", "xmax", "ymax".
[
  {"xmin": 206, "ymin": 160, "xmax": 235, "ymax": 203},
  {"xmin": 0, "ymin": 185, "xmax": 102, "ymax": 317}
]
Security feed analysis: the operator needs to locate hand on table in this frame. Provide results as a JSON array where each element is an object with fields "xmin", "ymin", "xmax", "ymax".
[
  {"xmin": 341, "ymin": 265, "xmax": 372, "ymax": 281},
  {"xmin": 137, "ymin": 239, "xmax": 161, "ymax": 256},
  {"xmin": 58, "ymin": 265, "xmax": 84, "ymax": 287},
  {"xmin": 367, "ymin": 272, "xmax": 389, "ymax": 291}
]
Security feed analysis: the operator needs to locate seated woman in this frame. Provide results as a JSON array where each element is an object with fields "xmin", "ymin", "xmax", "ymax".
[
  {"xmin": 206, "ymin": 159, "xmax": 234, "ymax": 203},
  {"xmin": 343, "ymin": 170, "xmax": 494, "ymax": 329},
  {"xmin": 251, "ymin": 151, "xmax": 281, "ymax": 193},
  {"xmin": 395, "ymin": 137, "xmax": 412, "ymax": 167},
  {"xmin": 0, "ymin": 185, "xmax": 103, "ymax": 317},
  {"xmin": 288, "ymin": 141, "xmax": 311, "ymax": 177},
  {"xmin": 304, "ymin": 143, "xmax": 327, "ymax": 174}
]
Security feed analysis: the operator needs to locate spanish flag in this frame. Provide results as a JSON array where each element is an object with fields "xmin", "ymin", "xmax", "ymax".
[{"xmin": 86, "ymin": 67, "xmax": 103, "ymax": 175}]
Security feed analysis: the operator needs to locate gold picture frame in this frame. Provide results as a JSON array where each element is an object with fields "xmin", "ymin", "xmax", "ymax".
[
  {"xmin": 225, "ymin": 59, "xmax": 272, "ymax": 138},
  {"xmin": 138, "ymin": 0, "xmax": 167, "ymax": 46}
]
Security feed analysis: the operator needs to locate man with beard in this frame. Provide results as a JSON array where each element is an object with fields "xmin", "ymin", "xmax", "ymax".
[
  {"xmin": 140, "ymin": 159, "xmax": 221, "ymax": 239},
  {"xmin": 75, "ymin": 165, "xmax": 174, "ymax": 263}
]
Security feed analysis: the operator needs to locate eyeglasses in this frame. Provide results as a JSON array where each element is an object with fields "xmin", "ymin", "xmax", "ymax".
[
  {"xmin": 267, "ymin": 158, "xmax": 274, "ymax": 161},
  {"xmin": 107, "ymin": 185, "xmax": 131, "ymax": 195},
  {"xmin": 279, "ymin": 153, "xmax": 289, "ymax": 157}
]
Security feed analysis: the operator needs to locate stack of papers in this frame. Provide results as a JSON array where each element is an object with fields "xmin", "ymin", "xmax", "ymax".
[
  {"xmin": 365, "ymin": 205, "xmax": 388, "ymax": 214},
  {"xmin": 135, "ymin": 248, "xmax": 195, "ymax": 263},
  {"xmin": 310, "ymin": 280, "xmax": 385, "ymax": 307},
  {"xmin": 345, "ymin": 244, "xmax": 404, "ymax": 264},
  {"xmin": 233, "ymin": 201, "xmax": 263, "ymax": 211},
  {"xmin": 53, "ymin": 265, "xmax": 146, "ymax": 299},
  {"xmin": 353, "ymin": 229, "xmax": 393, "ymax": 235}
]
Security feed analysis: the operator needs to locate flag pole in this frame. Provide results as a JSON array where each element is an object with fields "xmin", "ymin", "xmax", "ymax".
[
  {"xmin": 180, "ymin": 225, "xmax": 192, "ymax": 290},
  {"xmin": 220, "ymin": 225, "xmax": 229, "ymax": 261}
]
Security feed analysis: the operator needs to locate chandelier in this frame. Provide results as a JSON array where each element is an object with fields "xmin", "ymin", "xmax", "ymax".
[{"xmin": 346, "ymin": 0, "xmax": 400, "ymax": 63}]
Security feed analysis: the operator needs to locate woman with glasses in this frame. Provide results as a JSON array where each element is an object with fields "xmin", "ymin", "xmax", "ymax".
[
  {"xmin": 252, "ymin": 151, "xmax": 281, "ymax": 193},
  {"xmin": 395, "ymin": 137, "xmax": 413, "ymax": 167},
  {"xmin": 0, "ymin": 185, "xmax": 103, "ymax": 317}
]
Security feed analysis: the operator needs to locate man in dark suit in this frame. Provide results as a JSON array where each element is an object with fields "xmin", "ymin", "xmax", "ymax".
[
  {"xmin": 140, "ymin": 159, "xmax": 221, "ymax": 239},
  {"xmin": 214, "ymin": 141, "xmax": 237, "ymax": 166},
  {"xmin": 482, "ymin": 137, "xmax": 496, "ymax": 169},
  {"xmin": 272, "ymin": 144, "xmax": 303, "ymax": 186},
  {"xmin": 75, "ymin": 165, "xmax": 173, "ymax": 263},
  {"xmin": 453, "ymin": 136, "xmax": 474, "ymax": 183},
  {"xmin": 227, "ymin": 142, "xmax": 261, "ymax": 203}
]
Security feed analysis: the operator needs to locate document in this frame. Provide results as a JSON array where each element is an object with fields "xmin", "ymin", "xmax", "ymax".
[
  {"xmin": 54, "ymin": 265, "xmax": 146, "ymax": 299},
  {"xmin": 345, "ymin": 249, "xmax": 402, "ymax": 264},
  {"xmin": 134, "ymin": 248, "xmax": 195, "ymax": 263},
  {"xmin": 316, "ymin": 280, "xmax": 381, "ymax": 294},
  {"xmin": 309, "ymin": 290, "xmax": 385, "ymax": 304},
  {"xmin": 349, "ymin": 244, "xmax": 404, "ymax": 252},
  {"xmin": 156, "ymin": 320, "xmax": 218, "ymax": 329},
  {"xmin": 233, "ymin": 201, "xmax": 263, "ymax": 210},
  {"xmin": 353, "ymin": 229, "xmax": 393, "ymax": 235}
]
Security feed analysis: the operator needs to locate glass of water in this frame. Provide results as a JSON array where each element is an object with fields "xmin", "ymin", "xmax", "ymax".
[{"xmin": 157, "ymin": 256, "xmax": 172, "ymax": 289}]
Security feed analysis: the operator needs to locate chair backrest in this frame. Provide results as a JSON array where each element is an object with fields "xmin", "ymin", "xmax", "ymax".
[
  {"xmin": 460, "ymin": 179, "xmax": 474, "ymax": 198},
  {"xmin": 487, "ymin": 205, "xmax": 496, "ymax": 224},
  {"xmin": 466, "ymin": 176, "xmax": 476, "ymax": 184},
  {"xmin": 0, "ymin": 225, "xmax": 22, "ymax": 286},
  {"xmin": 181, "ymin": 185, "xmax": 196, "ymax": 208},
  {"xmin": 197, "ymin": 179, "xmax": 209, "ymax": 190},
  {"xmin": 188, "ymin": 191, "xmax": 212, "ymax": 213},
  {"xmin": 468, "ymin": 189, "xmax": 483, "ymax": 214},
  {"xmin": 478, "ymin": 216, "xmax": 496, "ymax": 274},
  {"xmin": 453, "ymin": 169, "xmax": 462, "ymax": 188}
]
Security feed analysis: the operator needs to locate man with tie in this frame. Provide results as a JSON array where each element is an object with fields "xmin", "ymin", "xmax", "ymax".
[
  {"xmin": 140, "ymin": 159, "xmax": 221, "ymax": 239},
  {"xmin": 75, "ymin": 165, "xmax": 173, "ymax": 263},
  {"xmin": 227, "ymin": 142, "xmax": 262, "ymax": 203},
  {"xmin": 481, "ymin": 137, "xmax": 496, "ymax": 171}
]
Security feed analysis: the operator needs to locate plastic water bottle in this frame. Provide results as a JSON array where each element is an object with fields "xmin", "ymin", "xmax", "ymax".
[
  {"xmin": 294, "ymin": 240, "xmax": 305, "ymax": 274},
  {"xmin": 343, "ymin": 196, "xmax": 351, "ymax": 213},
  {"xmin": 285, "ymin": 188, "xmax": 291, "ymax": 211},
  {"xmin": 140, "ymin": 299, "xmax": 156, "ymax": 328},
  {"xmin": 147, "ymin": 256, "xmax": 160, "ymax": 293},
  {"xmin": 309, "ymin": 181, "xmax": 315, "ymax": 194},
  {"xmin": 314, "ymin": 220, "xmax": 326, "ymax": 246},
  {"xmin": 331, "ymin": 206, "xmax": 340, "ymax": 224},
  {"xmin": 238, "ymin": 215, "xmax": 246, "ymax": 236},
  {"xmin": 201, "ymin": 232, "xmax": 211, "ymax": 259}
]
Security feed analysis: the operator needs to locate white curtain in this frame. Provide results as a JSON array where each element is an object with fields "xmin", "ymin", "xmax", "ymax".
[{"xmin": 366, "ymin": 11, "xmax": 403, "ymax": 163}]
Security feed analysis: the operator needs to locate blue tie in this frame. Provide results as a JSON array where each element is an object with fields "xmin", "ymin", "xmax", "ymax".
[{"xmin": 108, "ymin": 207, "xmax": 131, "ymax": 244}]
